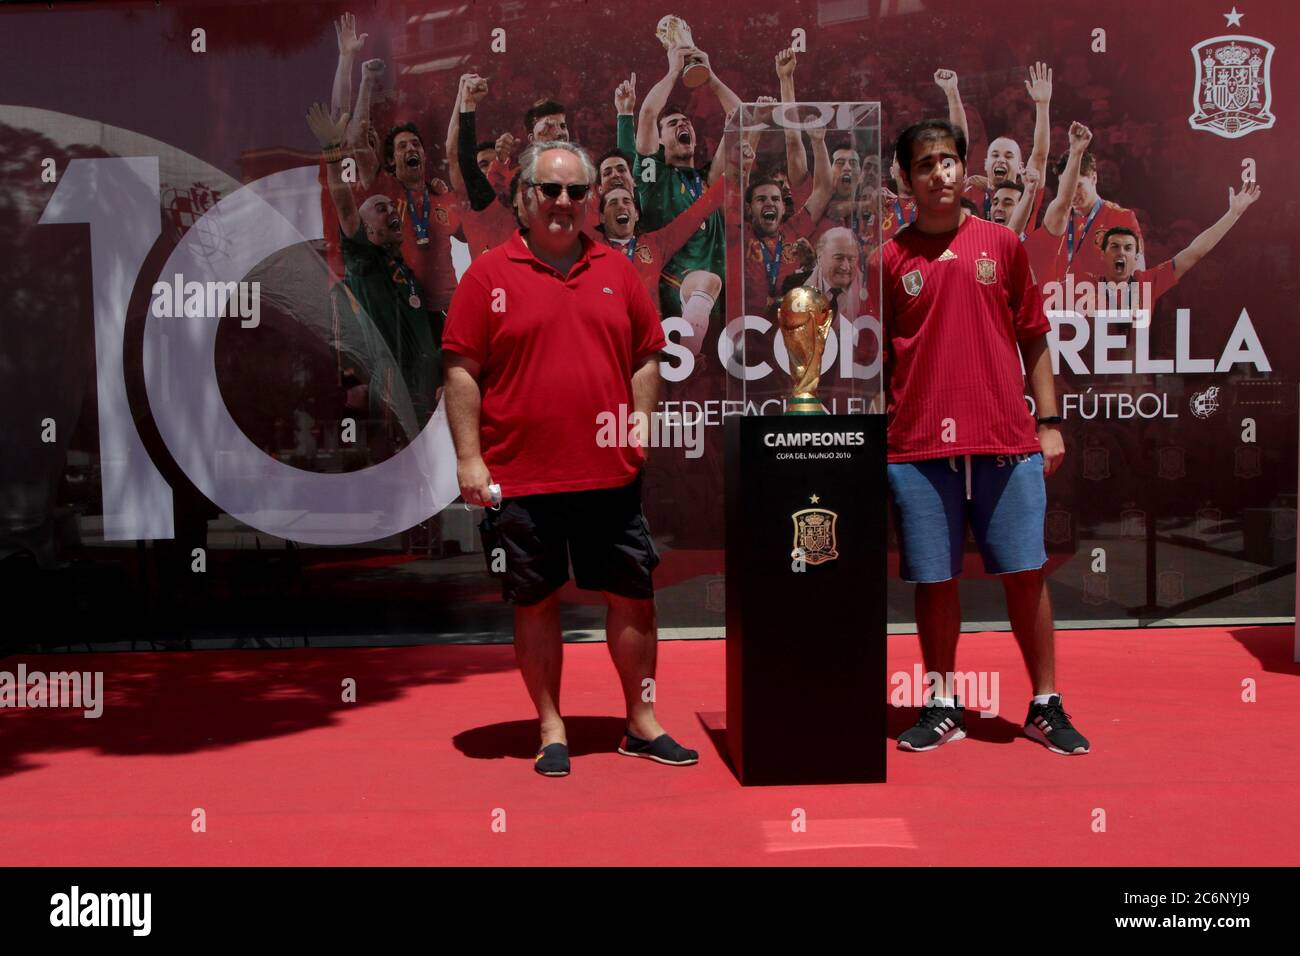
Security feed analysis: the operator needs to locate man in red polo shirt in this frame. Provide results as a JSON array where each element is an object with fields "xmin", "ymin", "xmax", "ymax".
[
  {"xmin": 442, "ymin": 141, "xmax": 699, "ymax": 778},
  {"xmin": 879, "ymin": 119, "xmax": 1090, "ymax": 756}
]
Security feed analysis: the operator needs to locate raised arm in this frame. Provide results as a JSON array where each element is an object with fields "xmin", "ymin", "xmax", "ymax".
[
  {"xmin": 1172, "ymin": 183, "xmax": 1261, "ymax": 279},
  {"xmin": 1024, "ymin": 62, "xmax": 1052, "ymax": 179},
  {"xmin": 776, "ymin": 48, "xmax": 808, "ymax": 187},
  {"xmin": 706, "ymin": 116, "xmax": 728, "ymax": 185},
  {"xmin": 446, "ymin": 73, "xmax": 466, "ymax": 196},
  {"xmin": 308, "ymin": 103, "xmax": 359, "ymax": 235},
  {"xmin": 456, "ymin": 73, "xmax": 496, "ymax": 212},
  {"xmin": 1043, "ymin": 121, "xmax": 1091, "ymax": 236},
  {"xmin": 637, "ymin": 49, "xmax": 686, "ymax": 156},
  {"xmin": 695, "ymin": 47, "xmax": 742, "ymax": 118},
  {"xmin": 1008, "ymin": 166, "xmax": 1041, "ymax": 236},
  {"xmin": 803, "ymin": 125, "xmax": 834, "ymax": 223},
  {"xmin": 934, "ymin": 69, "xmax": 967, "ymax": 144},
  {"xmin": 331, "ymin": 13, "xmax": 366, "ymax": 117},
  {"xmin": 615, "ymin": 72, "xmax": 637, "ymax": 124},
  {"xmin": 345, "ymin": 59, "xmax": 384, "ymax": 189}
]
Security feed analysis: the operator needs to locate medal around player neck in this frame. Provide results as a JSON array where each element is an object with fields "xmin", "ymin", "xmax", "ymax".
[
  {"xmin": 777, "ymin": 287, "xmax": 834, "ymax": 416},
  {"xmin": 656, "ymin": 15, "xmax": 711, "ymax": 89}
]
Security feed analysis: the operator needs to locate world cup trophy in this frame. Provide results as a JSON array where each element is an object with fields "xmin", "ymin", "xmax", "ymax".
[
  {"xmin": 656, "ymin": 15, "xmax": 711, "ymax": 89},
  {"xmin": 777, "ymin": 287, "xmax": 834, "ymax": 415}
]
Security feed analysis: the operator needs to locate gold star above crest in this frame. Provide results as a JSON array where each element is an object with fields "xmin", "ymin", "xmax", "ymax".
[{"xmin": 809, "ymin": 494, "xmax": 821, "ymax": 504}]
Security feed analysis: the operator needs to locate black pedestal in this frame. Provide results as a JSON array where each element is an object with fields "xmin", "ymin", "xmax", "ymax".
[{"xmin": 724, "ymin": 414, "xmax": 887, "ymax": 785}]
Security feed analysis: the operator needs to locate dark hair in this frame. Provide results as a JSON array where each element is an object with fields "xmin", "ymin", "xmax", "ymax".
[
  {"xmin": 475, "ymin": 141, "xmax": 496, "ymax": 154},
  {"xmin": 745, "ymin": 177, "xmax": 783, "ymax": 205},
  {"xmin": 993, "ymin": 180, "xmax": 1025, "ymax": 197},
  {"xmin": 598, "ymin": 184, "xmax": 640, "ymax": 215},
  {"xmin": 1054, "ymin": 149, "xmax": 1098, "ymax": 178},
  {"xmin": 893, "ymin": 119, "xmax": 967, "ymax": 184},
  {"xmin": 959, "ymin": 196, "xmax": 979, "ymax": 214},
  {"xmin": 657, "ymin": 102, "xmax": 689, "ymax": 130},
  {"xmin": 597, "ymin": 147, "xmax": 632, "ymax": 170},
  {"xmin": 508, "ymin": 168, "xmax": 525, "ymax": 226},
  {"xmin": 1101, "ymin": 226, "xmax": 1140, "ymax": 252},
  {"xmin": 524, "ymin": 99, "xmax": 566, "ymax": 133},
  {"xmin": 383, "ymin": 122, "xmax": 424, "ymax": 173}
]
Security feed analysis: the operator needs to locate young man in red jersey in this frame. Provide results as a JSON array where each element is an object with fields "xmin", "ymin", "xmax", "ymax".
[{"xmin": 878, "ymin": 119, "xmax": 1089, "ymax": 756}]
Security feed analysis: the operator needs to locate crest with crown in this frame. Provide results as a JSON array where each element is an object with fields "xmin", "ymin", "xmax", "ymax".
[{"xmin": 1189, "ymin": 31, "xmax": 1275, "ymax": 139}]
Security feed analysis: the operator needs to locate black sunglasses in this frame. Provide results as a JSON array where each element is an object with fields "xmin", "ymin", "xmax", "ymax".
[{"xmin": 530, "ymin": 181, "xmax": 591, "ymax": 201}]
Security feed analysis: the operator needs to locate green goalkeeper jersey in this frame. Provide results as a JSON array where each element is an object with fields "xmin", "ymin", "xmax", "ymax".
[{"xmin": 617, "ymin": 114, "xmax": 725, "ymax": 283}]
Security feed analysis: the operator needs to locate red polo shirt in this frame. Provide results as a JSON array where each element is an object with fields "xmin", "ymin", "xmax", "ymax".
[
  {"xmin": 442, "ymin": 229, "xmax": 666, "ymax": 497},
  {"xmin": 877, "ymin": 215, "xmax": 1049, "ymax": 463}
]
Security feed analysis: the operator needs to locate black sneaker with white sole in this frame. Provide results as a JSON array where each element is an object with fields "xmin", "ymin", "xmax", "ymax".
[
  {"xmin": 1024, "ymin": 695, "xmax": 1090, "ymax": 755},
  {"xmin": 897, "ymin": 700, "xmax": 966, "ymax": 751}
]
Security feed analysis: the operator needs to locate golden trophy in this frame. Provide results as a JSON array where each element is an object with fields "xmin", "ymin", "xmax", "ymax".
[
  {"xmin": 656, "ymin": 15, "xmax": 711, "ymax": 89},
  {"xmin": 777, "ymin": 287, "xmax": 834, "ymax": 415}
]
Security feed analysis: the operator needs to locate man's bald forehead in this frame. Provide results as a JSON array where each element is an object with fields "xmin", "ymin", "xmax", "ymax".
[
  {"xmin": 537, "ymin": 148, "xmax": 588, "ymax": 179},
  {"xmin": 818, "ymin": 227, "xmax": 859, "ymax": 254},
  {"xmin": 988, "ymin": 136, "xmax": 1022, "ymax": 157}
]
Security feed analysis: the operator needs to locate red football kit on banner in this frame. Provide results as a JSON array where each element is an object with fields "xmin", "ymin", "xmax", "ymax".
[
  {"xmin": 743, "ymin": 205, "xmax": 816, "ymax": 316},
  {"xmin": 608, "ymin": 178, "xmax": 724, "ymax": 313},
  {"xmin": 1023, "ymin": 200, "xmax": 1146, "ymax": 287},
  {"xmin": 962, "ymin": 181, "xmax": 1045, "ymax": 226},
  {"xmin": 1076, "ymin": 260, "xmax": 1179, "ymax": 311},
  {"xmin": 880, "ymin": 189, "xmax": 918, "ymax": 241},
  {"xmin": 878, "ymin": 215, "xmax": 1049, "ymax": 463},
  {"xmin": 370, "ymin": 178, "xmax": 460, "ymax": 312},
  {"xmin": 459, "ymin": 198, "xmax": 518, "ymax": 261},
  {"xmin": 441, "ymin": 230, "xmax": 666, "ymax": 497},
  {"xmin": 1061, "ymin": 199, "xmax": 1143, "ymax": 280}
]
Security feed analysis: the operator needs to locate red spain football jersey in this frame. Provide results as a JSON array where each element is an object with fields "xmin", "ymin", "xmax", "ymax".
[
  {"xmin": 877, "ymin": 215, "xmax": 1050, "ymax": 463},
  {"xmin": 1076, "ymin": 260, "xmax": 1178, "ymax": 312},
  {"xmin": 370, "ymin": 177, "xmax": 460, "ymax": 312},
  {"xmin": 1062, "ymin": 199, "xmax": 1142, "ymax": 280},
  {"xmin": 459, "ymin": 199, "xmax": 518, "ymax": 261},
  {"xmin": 607, "ymin": 178, "xmax": 724, "ymax": 312}
]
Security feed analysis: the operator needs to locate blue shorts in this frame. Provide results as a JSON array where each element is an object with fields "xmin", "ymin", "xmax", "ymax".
[{"xmin": 887, "ymin": 453, "xmax": 1047, "ymax": 583}]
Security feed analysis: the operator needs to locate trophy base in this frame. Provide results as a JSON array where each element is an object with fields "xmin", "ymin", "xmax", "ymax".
[
  {"xmin": 681, "ymin": 62, "xmax": 711, "ymax": 89},
  {"xmin": 784, "ymin": 397, "xmax": 826, "ymax": 416}
]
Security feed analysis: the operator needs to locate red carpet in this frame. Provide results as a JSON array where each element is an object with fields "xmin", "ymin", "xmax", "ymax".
[{"xmin": 1, "ymin": 626, "xmax": 1296, "ymax": 865}]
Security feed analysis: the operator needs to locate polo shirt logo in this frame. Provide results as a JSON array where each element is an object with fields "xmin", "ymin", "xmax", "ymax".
[
  {"xmin": 602, "ymin": 287, "xmax": 614, "ymax": 294},
  {"xmin": 902, "ymin": 269, "xmax": 923, "ymax": 296},
  {"xmin": 975, "ymin": 258, "xmax": 997, "ymax": 285}
]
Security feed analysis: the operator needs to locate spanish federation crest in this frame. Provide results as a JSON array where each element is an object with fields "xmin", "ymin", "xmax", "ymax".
[
  {"xmin": 1189, "ymin": 35, "xmax": 1275, "ymax": 139},
  {"xmin": 975, "ymin": 258, "xmax": 996, "ymax": 285},
  {"xmin": 792, "ymin": 507, "xmax": 839, "ymax": 566},
  {"xmin": 902, "ymin": 269, "xmax": 923, "ymax": 296}
]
